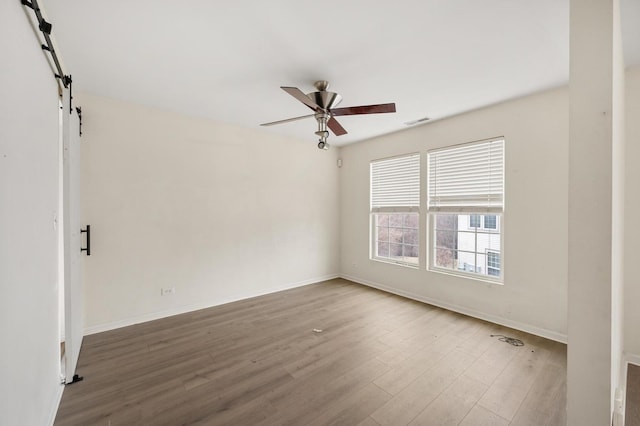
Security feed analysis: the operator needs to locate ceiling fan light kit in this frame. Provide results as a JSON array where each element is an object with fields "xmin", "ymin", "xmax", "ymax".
[{"xmin": 260, "ymin": 81, "xmax": 396, "ymax": 150}]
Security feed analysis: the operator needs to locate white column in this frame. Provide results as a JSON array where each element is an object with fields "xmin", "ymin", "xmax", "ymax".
[{"xmin": 567, "ymin": 0, "xmax": 625, "ymax": 424}]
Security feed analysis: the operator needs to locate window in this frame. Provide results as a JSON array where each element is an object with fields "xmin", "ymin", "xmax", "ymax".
[
  {"xmin": 434, "ymin": 213, "xmax": 501, "ymax": 276},
  {"xmin": 470, "ymin": 214, "xmax": 497, "ymax": 230},
  {"xmin": 428, "ymin": 138, "xmax": 504, "ymax": 281},
  {"xmin": 374, "ymin": 213, "xmax": 419, "ymax": 265},
  {"xmin": 487, "ymin": 251, "xmax": 500, "ymax": 276},
  {"xmin": 484, "ymin": 215, "xmax": 497, "ymax": 230},
  {"xmin": 370, "ymin": 153, "xmax": 420, "ymax": 266}
]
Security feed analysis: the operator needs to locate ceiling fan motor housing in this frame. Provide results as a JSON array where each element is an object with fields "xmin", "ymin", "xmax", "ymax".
[{"xmin": 307, "ymin": 90, "xmax": 342, "ymax": 110}]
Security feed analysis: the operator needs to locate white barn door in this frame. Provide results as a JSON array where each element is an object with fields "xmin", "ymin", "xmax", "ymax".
[{"xmin": 61, "ymin": 88, "xmax": 84, "ymax": 383}]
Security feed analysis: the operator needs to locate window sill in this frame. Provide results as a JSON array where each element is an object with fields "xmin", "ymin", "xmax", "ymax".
[
  {"xmin": 371, "ymin": 257, "xmax": 420, "ymax": 269},
  {"xmin": 428, "ymin": 267, "xmax": 504, "ymax": 285}
]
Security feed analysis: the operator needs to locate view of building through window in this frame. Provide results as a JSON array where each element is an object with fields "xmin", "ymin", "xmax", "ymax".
[{"xmin": 433, "ymin": 213, "xmax": 501, "ymax": 277}]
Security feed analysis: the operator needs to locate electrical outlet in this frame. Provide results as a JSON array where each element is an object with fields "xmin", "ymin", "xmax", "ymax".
[{"xmin": 161, "ymin": 287, "xmax": 175, "ymax": 296}]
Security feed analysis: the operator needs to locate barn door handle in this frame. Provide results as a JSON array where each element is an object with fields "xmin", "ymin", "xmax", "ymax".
[{"xmin": 80, "ymin": 225, "xmax": 91, "ymax": 256}]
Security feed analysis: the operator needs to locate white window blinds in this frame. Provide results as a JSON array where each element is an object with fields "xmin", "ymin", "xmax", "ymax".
[
  {"xmin": 428, "ymin": 138, "xmax": 504, "ymax": 212},
  {"xmin": 371, "ymin": 153, "xmax": 420, "ymax": 212}
]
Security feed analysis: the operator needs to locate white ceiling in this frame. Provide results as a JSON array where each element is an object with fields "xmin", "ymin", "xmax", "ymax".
[{"xmin": 43, "ymin": 0, "xmax": 639, "ymax": 146}]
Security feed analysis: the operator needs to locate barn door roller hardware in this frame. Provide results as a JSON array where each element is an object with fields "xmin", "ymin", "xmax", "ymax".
[
  {"xmin": 76, "ymin": 107, "xmax": 83, "ymax": 137},
  {"xmin": 21, "ymin": 0, "xmax": 73, "ymax": 113},
  {"xmin": 64, "ymin": 374, "xmax": 84, "ymax": 385}
]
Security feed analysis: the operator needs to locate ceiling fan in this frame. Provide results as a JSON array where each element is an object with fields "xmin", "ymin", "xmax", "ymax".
[{"xmin": 260, "ymin": 81, "xmax": 396, "ymax": 150}]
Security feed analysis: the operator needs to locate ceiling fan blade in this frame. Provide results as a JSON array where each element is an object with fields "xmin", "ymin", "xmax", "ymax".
[
  {"xmin": 260, "ymin": 113, "xmax": 315, "ymax": 126},
  {"xmin": 330, "ymin": 103, "xmax": 396, "ymax": 116},
  {"xmin": 281, "ymin": 86, "xmax": 321, "ymax": 111},
  {"xmin": 327, "ymin": 116, "xmax": 348, "ymax": 136}
]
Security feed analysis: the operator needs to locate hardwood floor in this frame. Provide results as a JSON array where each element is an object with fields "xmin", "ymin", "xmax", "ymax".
[
  {"xmin": 628, "ymin": 364, "xmax": 640, "ymax": 426},
  {"xmin": 55, "ymin": 278, "xmax": 567, "ymax": 425}
]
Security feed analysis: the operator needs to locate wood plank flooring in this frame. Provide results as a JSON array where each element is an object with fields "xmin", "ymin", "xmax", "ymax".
[
  {"xmin": 628, "ymin": 364, "xmax": 640, "ymax": 426},
  {"xmin": 55, "ymin": 278, "xmax": 567, "ymax": 425}
]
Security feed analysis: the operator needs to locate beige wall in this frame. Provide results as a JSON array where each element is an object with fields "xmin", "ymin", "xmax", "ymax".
[
  {"xmin": 339, "ymin": 87, "xmax": 569, "ymax": 341},
  {"xmin": 79, "ymin": 93, "xmax": 340, "ymax": 332}
]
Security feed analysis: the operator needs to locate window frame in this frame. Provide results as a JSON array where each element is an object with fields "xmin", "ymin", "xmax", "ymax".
[
  {"xmin": 370, "ymin": 153, "xmax": 421, "ymax": 268},
  {"xmin": 371, "ymin": 212, "xmax": 420, "ymax": 267},
  {"xmin": 426, "ymin": 138, "xmax": 505, "ymax": 283}
]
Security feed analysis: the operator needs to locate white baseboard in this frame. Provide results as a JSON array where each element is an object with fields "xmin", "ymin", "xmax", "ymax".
[
  {"xmin": 83, "ymin": 274, "xmax": 339, "ymax": 336},
  {"xmin": 47, "ymin": 384, "xmax": 64, "ymax": 426},
  {"xmin": 340, "ymin": 273, "xmax": 568, "ymax": 344}
]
